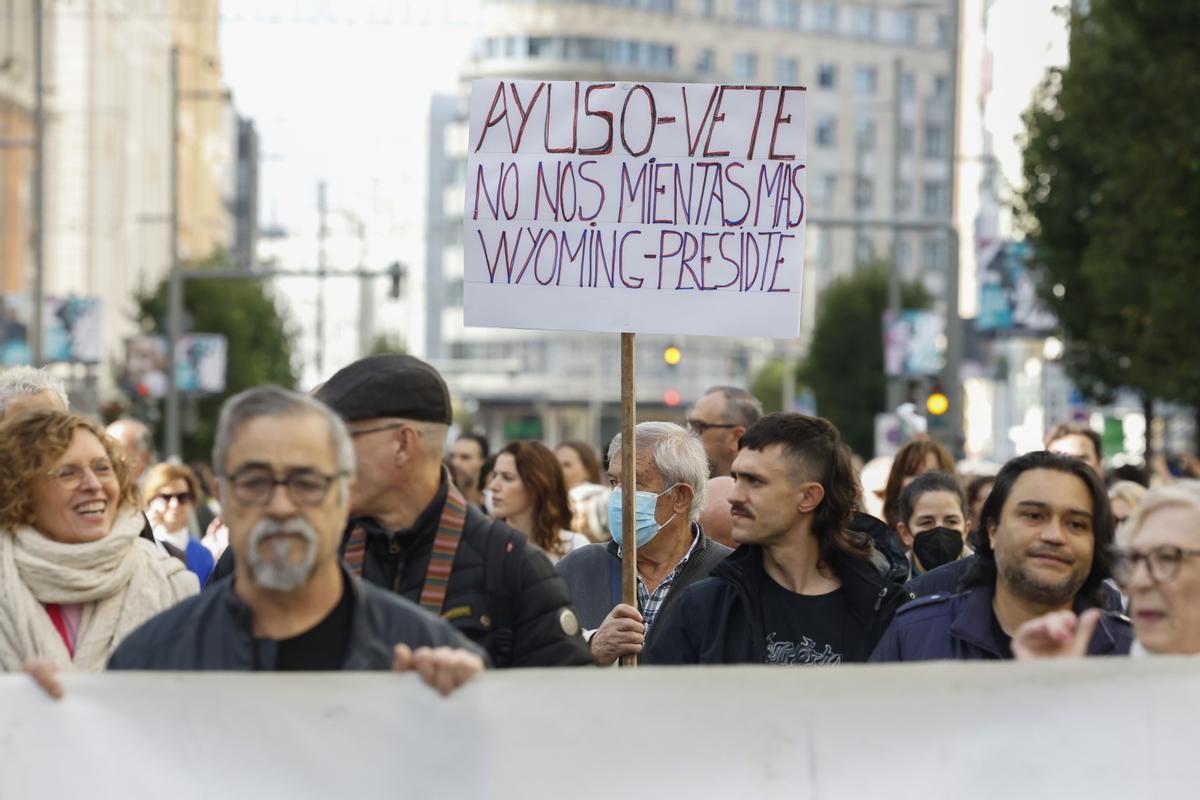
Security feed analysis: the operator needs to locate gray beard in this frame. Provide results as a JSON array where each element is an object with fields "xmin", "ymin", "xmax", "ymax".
[{"xmin": 246, "ymin": 517, "xmax": 319, "ymax": 592}]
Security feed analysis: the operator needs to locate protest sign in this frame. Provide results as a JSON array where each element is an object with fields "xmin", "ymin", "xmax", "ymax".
[
  {"xmin": 464, "ymin": 80, "xmax": 807, "ymax": 339},
  {"xmin": 2, "ymin": 659, "xmax": 1198, "ymax": 799}
]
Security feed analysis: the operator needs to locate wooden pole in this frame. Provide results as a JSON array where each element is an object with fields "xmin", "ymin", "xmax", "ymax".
[{"xmin": 620, "ymin": 332, "xmax": 638, "ymax": 667}]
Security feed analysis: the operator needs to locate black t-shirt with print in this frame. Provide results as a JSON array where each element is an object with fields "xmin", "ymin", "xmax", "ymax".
[{"xmin": 759, "ymin": 576, "xmax": 847, "ymax": 665}]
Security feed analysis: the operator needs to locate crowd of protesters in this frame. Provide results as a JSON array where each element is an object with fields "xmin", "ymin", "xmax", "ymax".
[{"xmin": 3, "ymin": 353, "xmax": 1200, "ymax": 702}]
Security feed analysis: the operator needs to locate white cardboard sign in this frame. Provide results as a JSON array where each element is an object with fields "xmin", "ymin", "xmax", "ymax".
[{"xmin": 463, "ymin": 80, "xmax": 807, "ymax": 338}]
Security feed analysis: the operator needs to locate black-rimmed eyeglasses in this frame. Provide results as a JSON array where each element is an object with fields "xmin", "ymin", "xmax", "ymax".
[
  {"xmin": 224, "ymin": 468, "xmax": 347, "ymax": 507},
  {"xmin": 1110, "ymin": 545, "xmax": 1200, "ymax": 585},
  {"xmin": 686, "ymin": 419, "xmax": 739, "ymax": 435}
]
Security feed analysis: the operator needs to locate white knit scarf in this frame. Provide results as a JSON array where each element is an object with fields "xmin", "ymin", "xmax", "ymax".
[{"xmin": 0, "ymin": 507, "xmax": 199, "ymax": 672}]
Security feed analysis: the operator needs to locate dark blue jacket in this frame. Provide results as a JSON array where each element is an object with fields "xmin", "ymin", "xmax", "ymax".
[
  {"xmin": 108, "ymin": 565, "xmax": 488, "ymax": 670},
  {"xmin": 870, "ymin": 583, "xmax": 1133, "ymax": 662},
  {"xmin": 903, "ymin": 555, "xmax": 1128, "ymax": 612}
]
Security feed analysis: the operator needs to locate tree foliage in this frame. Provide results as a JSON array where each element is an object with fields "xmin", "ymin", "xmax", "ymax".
[
  {"xmin": 1019, "ymin": 1, "xmax": 1200, "ymax": 407},
  {"xmin": 797, "ymin": 262, "xmax": 930, "ymax": 457},
  {"xmin": 136, "ymin": 251, "xmax": 299, "ymax": 463}
]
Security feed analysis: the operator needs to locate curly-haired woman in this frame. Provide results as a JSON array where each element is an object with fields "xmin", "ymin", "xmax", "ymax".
[
  {"xmin": 488, "ymin": 441, "xmax": 589, "ymax": 563},
  {"xmin": 0, "ymin": 410, "xmax": 196, "ymax": 673}
]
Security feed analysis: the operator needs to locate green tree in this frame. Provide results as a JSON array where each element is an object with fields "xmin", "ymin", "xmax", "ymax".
[
  {"xmin": 136, "ymin": 251, "xmax": 299, "ymax": 463},
  {"xmin": 368, "ymin": 333, "xmax": 406, "ymax": 356},
  {"xmin": 749, "ymin": 359, "xmax": 789, "ymax": 415},
  {"xmin": 798, "ymin": 262, "xmax": 930, "ymax": 457},
  {"xmin": 1019, "ymin": 1, "xmax": 1200, "ymax": 419}
]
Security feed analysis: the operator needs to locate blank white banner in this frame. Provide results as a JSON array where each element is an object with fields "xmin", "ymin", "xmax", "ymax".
[{"xmin": 2, "ymin": 659, "xmax": 1198, "ymax": 799}]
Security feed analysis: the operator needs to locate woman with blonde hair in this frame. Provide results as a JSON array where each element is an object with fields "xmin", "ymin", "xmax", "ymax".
[
  {"xmin": 0, "ymin": 410, "xmax": 196, "ymax": 673},
  {"xmin": 143, "ymin": 462, "xmax": 215, "ymax": 585}
]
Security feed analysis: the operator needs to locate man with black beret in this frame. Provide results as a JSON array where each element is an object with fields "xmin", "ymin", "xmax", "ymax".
[{"xmin": 211, "ymin": 354, "xmax": 591, "ymax": 668}]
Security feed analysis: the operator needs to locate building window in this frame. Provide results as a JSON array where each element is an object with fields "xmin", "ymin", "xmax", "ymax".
[
  {"xmin": 923, "ymin": 181, "xmax": 949, "ymax": 216},
  {"xmin": 775, "ymin": 0, "xmax": 799, "ymax": 29},
  {"xmin": 812, "ymin": 2, "xmax": 836, "ymax": 32},
  {"xmin": 922, "ymin": 236, "xmax": 948, "ymax": 272},
  {"xmin": 815, "ymin": 114, "xmax": 837, "ymax": 147},
  {"xmin": 896, "ymin": 180, "xmax": 913, "ymax": 212},
  {"xmin": 811, "ymin": 172, "xmax": 834, "ymax": 207},
  {"xmin": 850, "ymin": 7, "xmax": 876, "ymax": 38},
  {"xmin": 936, "ymin": 15, "xmax": 952, "ymax": 47},
  {"xmin": 696, "ymin": 47, "xmax": 714, "ymax": 74},
  {"xmin": 924, "ymin": 123, "xmax": 948, "ymax": 159},
  {"xmin": 855, "ymin": 177, "xmax": 874, "ymax": 211},
  {"xmin": 854, "ymin": 119, "xmax": 876, "ymax": 152},
  {"xmin": 816, "ymin": 63, "xmax": 837, "ymax": 89},
  {"xmin": 894, "ymin": 238, "xmax": 911, "ymax": 269},
  {"xmin": 699, "ymin": 0, "xmax": 715, "ymax": 16},
  {"xmin": 899, "ymin": 71, "xmax": 915, "ymax": 99},
  {"xmin": 855, "ymin": 235, "xmax": 875, "ymax": 265},
  {"xmin": 735, "ymin": 0, "xmax": 760, "ymax": 24},
  {"xmin": 892, "ymin": 11, "xmax": 916, "ymax": 43},
  {"xmin": 899, "ymin": 124, "xmax": 914, "ymax": 154},
  {"xmin": 732, "ymin": 51, "xmax": 757, "ymax": 80},
  {"xmin": 854, "ymin": 66, "xmax": 878, "ymax": 96},
  {"xmin": 774, "ymin": 56, "xmax": 798, "ymax": 84},
  {"xmin": 934, "ymin": 74, "xmax": 949, "ymax": 98}
]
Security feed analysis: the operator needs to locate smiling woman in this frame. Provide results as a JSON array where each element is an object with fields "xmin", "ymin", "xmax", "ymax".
[{"xmin": 0, "ymin": 410, "xmax": 197, "ymax": 673}]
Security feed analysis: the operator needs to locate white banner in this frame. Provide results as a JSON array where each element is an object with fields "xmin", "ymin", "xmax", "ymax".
[
  {"xmin": 463, "ymin": 80, "xmax": 807, "ymax": 339},
  {"xmin": 3, "ymin": 659, "xmax": 1199, "ymax": 798}
]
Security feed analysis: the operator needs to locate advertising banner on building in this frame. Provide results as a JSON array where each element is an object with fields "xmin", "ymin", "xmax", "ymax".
[
  {"xmin": 463, "ymin": 80, "xmax": 807, "ymax": 338},
  {"xmin": 123, "ymin": 334, "xmax": 228, "ymax": 398}
]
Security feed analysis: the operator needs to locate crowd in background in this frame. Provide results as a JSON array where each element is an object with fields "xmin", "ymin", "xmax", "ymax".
[{"xmin": 3, "ymin": 356, "xmax": 1200, "ymax": 701}]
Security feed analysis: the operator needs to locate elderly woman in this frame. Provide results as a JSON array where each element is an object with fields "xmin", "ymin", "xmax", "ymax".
[
  {"xmin": 1014, "ymin": 480, "xmax": 1200, "ymax": 658},
  {"xmin": 0, "ymin": 410, "xmax": 197, "ymax": 673}
]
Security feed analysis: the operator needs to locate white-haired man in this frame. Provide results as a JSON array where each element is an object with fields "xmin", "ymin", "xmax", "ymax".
[
  {"xmin": 556, "ymin": 422, "xmax": 732, "ymax": 666},
  {"xmin": 0, "ymin": 365, "xmax": 68, "ymax": 421}
]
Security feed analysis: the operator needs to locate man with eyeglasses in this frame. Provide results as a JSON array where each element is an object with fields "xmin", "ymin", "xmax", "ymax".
[
  {"xmin": 686, "ymin": 386, "xmax": 762, "ymax": 478},
  {"xmin": 871, "ymin": 451, "xmax": 1133, "ymax": 662},
  {"xmin": 95, "ymin": 386, "xmax": 486, "ymax": 692},
  {"xmin": 209, "ymin": 354, "xmax": 591, "ymax": 668}
]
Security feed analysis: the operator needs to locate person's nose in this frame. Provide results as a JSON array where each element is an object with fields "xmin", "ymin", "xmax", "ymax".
[
  {"xmin": 1038, "ymin": 515, "xmax": 1067, "ymax": 545},
  {"xmin": 78, "ymin": 468, "xmax": 102, "ymax": 492},
  {"xmin": 265, "ymin": 481, "xmax": 299, "ymax": 518}
]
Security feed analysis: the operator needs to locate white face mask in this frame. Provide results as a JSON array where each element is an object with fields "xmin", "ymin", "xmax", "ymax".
[{"xmin": 483, "ymin": 489, "xmax": 497, "ymax": 516}]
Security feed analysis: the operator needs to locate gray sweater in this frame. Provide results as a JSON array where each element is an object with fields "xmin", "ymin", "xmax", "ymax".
[{"xmin": 555, "ymin": 525, "xmax": 732, "ymax": 647}]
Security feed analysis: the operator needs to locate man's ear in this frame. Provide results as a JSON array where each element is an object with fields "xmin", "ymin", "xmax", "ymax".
[
  {"xmin": 986, "ymin": 520, "xmax": 997, "ymax": 550},
  {"xmin": 669, "ymin": 483, "xmax": 693, "ymax": 515},
  {"xmin": 896, "ymin": 521, "xmax": 914, "ymax": 549},
  {"xmin": 797, "ymin": 482, "xmax": 825, "ymax": 514}
]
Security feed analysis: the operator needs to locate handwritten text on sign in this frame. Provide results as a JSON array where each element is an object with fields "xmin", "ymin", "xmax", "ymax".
[{"xmin": 463, "ymin": 80, "xmax": 807, "ymax": 338}]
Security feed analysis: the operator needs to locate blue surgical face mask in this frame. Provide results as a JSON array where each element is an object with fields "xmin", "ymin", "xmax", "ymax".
[{"xmin": 607, "ymin": 484, "xmax": 679, "ymax": 548}]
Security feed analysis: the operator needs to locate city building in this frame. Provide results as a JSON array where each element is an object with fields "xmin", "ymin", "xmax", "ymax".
[{"xmin": 429, "ymin": 0, "xmax": 961, "ymax": 449}]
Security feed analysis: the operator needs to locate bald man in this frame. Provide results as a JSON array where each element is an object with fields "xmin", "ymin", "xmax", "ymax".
[{"xmin": 107, "ymin": 418, "xmax": 156, "ymax": 484}]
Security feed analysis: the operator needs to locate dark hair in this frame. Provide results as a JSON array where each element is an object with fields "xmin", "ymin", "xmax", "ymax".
[
  {"xmin": 499, "ymin": 440, "xmax": 574, "ymax": 557},
  {"xmin": 738, "ymin": 413, "xmax": 870, "ymax": 563},
  {"xmin": 896, "ymin": 471, "xmax": 966, "ymax": 529},
  {"xmin": 966, "ymin": 474, "xmax": 994, "ymax": 511},
  {"xmin": 456, "ymin": 432, "xmax": 490, "ymax": 461},
  {"xmin": 1044, "ymin": 422, "xmax": 1102, "ymax": 465},
  {"xmin": 704, "ymin": 386, "xmax": 763, "ymax": 427},
  {"xmin": 962, "ymin": 451, "xmax": 1114, "ymax": 606},
  {"xmin": 557, "ymin": 440, "xmax": 603, "ymax": 485},
  {"xmin": 1106, "ymin": 463, "xmax": 1149, "ymax": 489},
  {"xmin": 478, "ymin": 454, "xmax": 497, "ymax": 494},
  {"xmin": 882, "ymin": 440, "xmax": 956, "ymax": 529}
]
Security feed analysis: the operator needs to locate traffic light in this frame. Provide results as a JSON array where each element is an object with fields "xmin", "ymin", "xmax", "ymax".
[
  {"xmin": 663, "ymin": 344, "xmax": 682, "ymax": 366},
  {"xmin": 663, "ymin": 389, "xmax": 681, "ymax": 407},
  {"xmin": 926, "ymin": 386, "xmax": 949, "ymax": 416}
]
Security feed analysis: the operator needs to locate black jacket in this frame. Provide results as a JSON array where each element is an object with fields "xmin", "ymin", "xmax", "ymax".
[
  {"xmin": 108, "ymin": 565, "xmax": 487, "ymax": 670},
  {"xmin": 555, "ymin": 525, "xmax": 731, "ymax": 648},
  {"xmin": 644, "ymin": 544, "xmax": 913, "ymax": 665},
  {"xmin": 209, "ymin": 478, "xmax": 591, "ymax": 668},
  {"xmin": 848, "ymin": 512, "xmax": 910, "ymax": 586},
  {"xmin": 870, "ymin": 582, "xmax": 1133, "ymax": 662}
]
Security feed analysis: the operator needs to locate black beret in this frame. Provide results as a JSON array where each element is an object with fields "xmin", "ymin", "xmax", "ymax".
[{"xmin": 314, "ymin": 354, "xmax": 452, "ymax": 424}]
